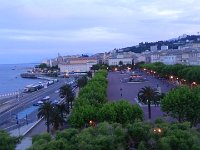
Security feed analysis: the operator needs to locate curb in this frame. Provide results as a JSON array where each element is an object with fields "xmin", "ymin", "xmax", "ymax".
[{"xmin": 22, "ymin": 117, "xmax": 43, "ymax": 136}]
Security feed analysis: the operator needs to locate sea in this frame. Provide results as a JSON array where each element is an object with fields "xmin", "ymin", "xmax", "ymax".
[{"xmin": 0, "ymin": 63, "xmax": 43, "ymax": 95}]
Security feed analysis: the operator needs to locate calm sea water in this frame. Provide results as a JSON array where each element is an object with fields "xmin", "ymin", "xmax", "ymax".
[{"xmin": 0, "ymin": 63, "xmax": 43, "ymax": 94}]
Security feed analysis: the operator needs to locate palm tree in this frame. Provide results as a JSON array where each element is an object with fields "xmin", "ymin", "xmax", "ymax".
[
  {"xmin": 138, "ymin": 86, "xmax": 159, "ymax": 119},
  {"xmin": 37, "ymin": 101, "xmax": 53, "ymax": 133},
  {"xmin": 56, "ymin": 103, "xmax": 68, "ymax": 124},
  {"xmin": 60, "ymin": 85, "xmax": 75, "ymax": 112},
  {"xmin": 50, "ymin": 107, "xmax": 64, "ymax": 130}
]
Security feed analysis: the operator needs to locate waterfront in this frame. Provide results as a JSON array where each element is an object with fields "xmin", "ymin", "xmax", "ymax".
[{"xmin": 0, "ymin": 63, "xmax": 43, "ymax": 94}]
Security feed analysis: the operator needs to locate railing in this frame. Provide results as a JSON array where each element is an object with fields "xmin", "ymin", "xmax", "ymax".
[{"xmin": 0, "ymin": 92, "xmax": 20, "ymax": 99}]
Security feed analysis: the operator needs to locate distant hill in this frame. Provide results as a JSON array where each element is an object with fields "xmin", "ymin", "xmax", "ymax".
[{"xmin": 118, "ymin": 34, "xmax": 200, "ymax": 53}]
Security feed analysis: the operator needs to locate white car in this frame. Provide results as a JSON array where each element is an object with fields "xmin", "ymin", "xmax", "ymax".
[{"xmin": 42, "ymin": 96, "xmax": 50, "ymax": 101}]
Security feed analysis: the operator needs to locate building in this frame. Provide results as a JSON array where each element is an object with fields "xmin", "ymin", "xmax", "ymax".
[
  {"xmin": 108, "ymin": 54, "xmax": 133, "ymax": 66},
  {"xmin": 147, "ymin": 48, "xmax": 200, "ymax": 66},
  {"xmin": 160, "ymin": 55, "xmax": 177, "ymax": 65},
  {"xmin": 91, "ymin": 53, "xmax": 105, "ymax": 64},
  {"xmin": 150, "ymin": 45, "xmax": 158, "ymax": 52},
  {"xmin": 58, "ymin": 57, "xmax": 97, "ymax": 73},
  {"xmin": 161, "ymin": 45, "xmax": 168, "ymax": 50}
]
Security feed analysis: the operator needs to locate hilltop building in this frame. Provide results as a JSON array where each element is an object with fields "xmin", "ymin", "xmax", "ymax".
[{"xmin": 108, "ymin": 52, "xmax": 135, "ymax": 66}]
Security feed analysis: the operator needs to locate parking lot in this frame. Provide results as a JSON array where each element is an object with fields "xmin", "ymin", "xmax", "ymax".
[{"xmin": 107, "ymin": 71, "xmax": 175, "ymax": 121}]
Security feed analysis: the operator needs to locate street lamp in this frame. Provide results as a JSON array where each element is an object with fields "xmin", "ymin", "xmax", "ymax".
[
  {"xmin": 153, "ymin": 127, "xmax": 162, "ymax": 134},
  {"xmin": 191, "ymin": 82, "xmax": 197, "ymax": 88},
  {"xmin": 89, "ymin": 120, "xmax": 96, "ymax": 127}
]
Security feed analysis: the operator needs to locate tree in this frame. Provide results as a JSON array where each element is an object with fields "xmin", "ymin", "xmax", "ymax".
[
  {"xmin": 77, "ymin": 76, "xmax": 88, "ymax": 88},
  {"xmin": 138, "ymin": 86, "xmax": 159, "ymax": 119},
  {"xmin": 60, "ymin": 85, "xmax": 75, "ymax": 112},
  {"xmin": 114, "ymin": 101, "xmax": 143, "ymax": 124},
  {"xmin": 56, "ymin": 103, "xmax": 68, "ymax": 123},
  {"xmin": 37, "ymin": 101, "xmax": 53, "ymax": 133},
  {"xmin": 0, "ymin": 130, "xmax": 19, "ymax": 150},
  {"xmin": 161, "ymin": 86, "xmax": 200, "ymax": 127},
  {"xmin": 50, "ymin": 107, "xmax": 64, "ymax": 130},
  {"xmin": 38, "ymin": 63, "xmax": 48, "ymax": 69},
  {"xmin": 87, "ymin": 71, "xmax": 92, "ymax": 78},
  {"xmin": 91, "ymin": 64, "xmax": 100, "ymax": 70}
]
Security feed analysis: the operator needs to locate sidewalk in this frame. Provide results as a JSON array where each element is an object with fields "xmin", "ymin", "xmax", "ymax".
[
  {"xmin": 9, "ymin": 122, "xmax": 36, "ymax": 150},
  {"xmin": 16, "ymin": 137, "xmax": 32, "ymax": 150},
  {"xmin": 10, "ymin": 122, "xmax": 37, "ymax": 137}
]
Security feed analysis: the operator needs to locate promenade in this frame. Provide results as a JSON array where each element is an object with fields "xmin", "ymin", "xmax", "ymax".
[{"xmin": 107, "ymin": 71, "xmax": 174, "ymax": 121}]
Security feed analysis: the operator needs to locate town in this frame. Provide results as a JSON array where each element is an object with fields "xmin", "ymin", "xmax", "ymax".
[{"xmin": 1, "ymin": 34, "xmax": 200, "ymax": 150}]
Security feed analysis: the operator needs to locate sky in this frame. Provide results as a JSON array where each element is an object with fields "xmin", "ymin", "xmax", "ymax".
[{"xmin": 0, "ymin": 0, "xmax": 200, "ymax": 64}]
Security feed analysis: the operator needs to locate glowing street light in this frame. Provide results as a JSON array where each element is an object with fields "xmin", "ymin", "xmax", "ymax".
[
  {"xmin": 192, "ymin": 82, "xmax": 197, "ymax": 85},
  {"xmin": 170, "ymin": 76, "xmax": 173, "ymax": 79},
  {"xmin": 153, "ymin": 127, "xmax": 162, "ymax": 134},
  {"xmin": 191, "ymin": 82, "xmax": 197, "ymax": 87},
  {"xmin": 89, "ymin": 120, "xmax": 96, "ymax": 127}
]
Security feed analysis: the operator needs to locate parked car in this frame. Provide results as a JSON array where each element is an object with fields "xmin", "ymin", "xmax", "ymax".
[
  {"xmin": 42, "ymin": 96, "xmax": 50, "ymax": 101},
  {"xmin": 33, "ymin": 100, "xmax": 43, "ymax": 106}
]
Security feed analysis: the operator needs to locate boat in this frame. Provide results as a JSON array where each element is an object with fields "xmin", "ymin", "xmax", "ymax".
[{"xmin": 20, "ymin": 73, "xmax": 37, "ymax": 79}]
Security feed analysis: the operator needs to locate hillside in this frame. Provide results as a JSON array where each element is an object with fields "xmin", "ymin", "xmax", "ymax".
[{"xmin": 119, "ymin": 34, "xmax": 200, "ymax": 53}]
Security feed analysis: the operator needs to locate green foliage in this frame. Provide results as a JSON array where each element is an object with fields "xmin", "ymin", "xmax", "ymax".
[
  {"xmin": 140, "ymin": 62, "xmax": 200, "ymax": 83},
  {"xmin": 29, "ymin": 122, "xmax": 128, "ymax": 150},
  {"xmin": 0, "ymin": 130, "xmax": 18, "ymax": 150},
  {"xmin": 161, "ymin": 86, "xmax": 200, "ymax": 126},
  {"xmin": 77, "ymin": 76, "xmax": 88, "ymax": 88},
  {"xmin": 98, "ymin": 101, "xmax": 143, "ymax": 124},
  {"xmin": 37, "ymin": 102, "xmax": 53, "ymax": 133},
  {"xmin": 56, "ymin": 128, "xmax": 79, "ymax": 141},
  {"xmin": 69, "ymin": 104, "xmax": 98, "ymax": 128},
  {"xmin": 98, "ymin": 102, "xmax": 117, "ymax": 123},
  {"xmin": 38, "ymin": 63, "xmax": 48, "ymax": 69},
  {"xmin": 114, "ymin": 101, "xmax": 143, "ymax": 124},
  {"xmin": 32, "ymin": 133, "xmax": 51, "ymax": 144},
  {"xmin": 159, "ymin": 128, "xmax": 200, "ymax": 150},
  {"xmin": 127, "ymin": 122, "xmax": 152, "ymax": 146},
  {"xmin": 69, "ymin": 70, "xmax": 108, "ymax": 128},
  {"xmin": 60, "ymin": 84, "xmax": 75, "ymax": 111},
  {"xmin": 29, "ymin": 121, "xmax": 200, "ymax": 150}
]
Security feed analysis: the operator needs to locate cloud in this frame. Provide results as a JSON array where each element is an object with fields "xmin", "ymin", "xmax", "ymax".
[
  {"xmin": 0, "ymin": 0, "xmax": 200, "ymax": 63},
  {"xmin": 0, "ymin": 27, "xmax": 132, "ymax": 42}
]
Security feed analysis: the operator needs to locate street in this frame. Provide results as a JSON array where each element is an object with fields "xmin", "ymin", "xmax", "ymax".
[{"xmin": 0, "ymin": 78, "xmax": 72, "ymax": 131}]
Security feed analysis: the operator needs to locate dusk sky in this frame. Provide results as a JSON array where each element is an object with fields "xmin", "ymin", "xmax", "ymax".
[{"xmin": 0, "ymin": 0, "xmax": 200, "ymax": 64}]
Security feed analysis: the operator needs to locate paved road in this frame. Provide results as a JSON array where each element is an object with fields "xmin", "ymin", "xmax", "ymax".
[
  {"xmin": 25, "ymin": 87, "xmax": 79, "ymax": 137},
  {"xmin": 0, "ymin": 78, "xmax": 73, "ymax": 131},
  {"xmin": 107, "ymin": 71, "xmax": 174, "ymax": 121}
]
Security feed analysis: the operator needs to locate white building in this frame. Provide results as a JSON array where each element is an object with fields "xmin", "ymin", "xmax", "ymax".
[
  {"xmin": 161, "ymin": 45, "xmax": 168, "ymax": 50},
  {"xmin": 160, "ymin": 55, "xmax": 177, "ymax": 65},
  {"xmin": 147, "ymin": 48, "xmax": 200, "ymax": 66},
  {"xmin": 150, "ymin": 45, "xmax": 158, "ymax": 52},
  {"xmin": 108, "ymin": 54, "xmax": 133, "ymax": 66},
  {"xmin": 58, "ymin": 57, "xmax": 97, "ymax": 73},
  {"xmin": 150, "ymin": 53, "xmax": 160, "ymax": 63}
]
